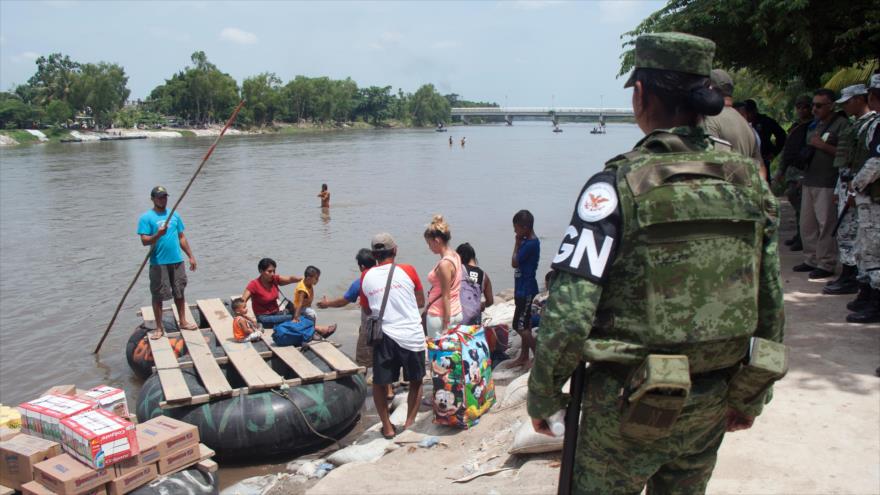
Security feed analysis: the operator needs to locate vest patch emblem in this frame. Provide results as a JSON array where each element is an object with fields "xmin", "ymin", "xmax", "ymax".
[
  {"xmin": 552, "ymin": 171, "xmax": 621, "ymax": 283},
  {"xmin": 577, "ymin": 182, "xmax": 618, "ymax": 222}
]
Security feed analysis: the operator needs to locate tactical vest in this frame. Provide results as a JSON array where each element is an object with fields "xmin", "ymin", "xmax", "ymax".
[{"xmin": 587, "ymin": 130, "xmax": 770, "ymax": 373}]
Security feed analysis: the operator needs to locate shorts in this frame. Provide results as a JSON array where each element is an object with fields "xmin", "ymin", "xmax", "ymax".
[
  {"xmin": 149, "ymin": 262, "xmax": 187, "ymax": 302},
  {"xmin": 372, "ymin": 336, "xmax": 425, "ymax": 385},
  {"xmin": 512, "ymin": 296, "xmax": 533, "ymax": 332}
]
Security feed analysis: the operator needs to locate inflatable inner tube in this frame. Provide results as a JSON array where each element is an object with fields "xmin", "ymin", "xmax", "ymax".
[
  {"xmin": 126, "ymin": 310, "xmax": 213, "ymax": 379},
  {"xmin": 130, "ymin": 467, "xmax": 217, "ymax": 495},
  {"xmin": 136, "ymin": 342, "xmax": 366, "ymax": 461}
]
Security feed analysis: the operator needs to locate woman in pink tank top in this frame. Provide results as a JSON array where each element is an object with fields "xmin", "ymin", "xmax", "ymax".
[{"xmin": 424, "ymin": 214, "xmax": 462, "ymax": 334}]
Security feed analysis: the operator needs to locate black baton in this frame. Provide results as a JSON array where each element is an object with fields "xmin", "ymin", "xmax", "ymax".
[{"xmin": 558, "ymin": 361, "xmax": 587, "ymax": 495}]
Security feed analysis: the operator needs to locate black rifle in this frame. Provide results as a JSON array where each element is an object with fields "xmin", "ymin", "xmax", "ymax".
[
  {"xmin": 832, "ymin": 189, "xmax": 855, "ymax": 237},
  {"xmin": 558, "ymin": 362, "xmax": 588, "ymax": 495}
]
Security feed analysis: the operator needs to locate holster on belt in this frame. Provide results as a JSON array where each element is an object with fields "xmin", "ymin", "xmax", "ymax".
[
  {"xmin": 727, "ymin": 337, "xmax": 789, "ymax": 406},
  {"xmin": 619, "ymin": 354, "xmax": 691, "ymax": 441}
]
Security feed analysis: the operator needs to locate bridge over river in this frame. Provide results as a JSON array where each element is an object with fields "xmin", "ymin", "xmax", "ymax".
[{"xmin": 450, "ymin": 107, "xmax": 633, "ymax": 125}]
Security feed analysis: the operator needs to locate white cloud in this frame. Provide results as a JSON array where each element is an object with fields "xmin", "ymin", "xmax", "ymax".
[
  {"xmin": 506, "ymin": 0, "xmax": 563, "ymax": 11},
  {"xmin": 431, "ymin": 40, "xmax": 460, "ymax": 50},
  {"xmin": 219, "ymin": 27, "xmax": 258, "ymax": 45},
  {"xmin": 369, "ymin": 31, "xmax": 403, "ymax": 51},
  {"xmin": 11, "ymin": 51, "xmax": 40, "ymax": 63}
]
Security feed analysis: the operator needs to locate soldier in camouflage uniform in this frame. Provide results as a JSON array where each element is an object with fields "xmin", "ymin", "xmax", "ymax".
[
  {"xmin": 847, "ymin": 74, "xmax": 880, "ymax": 324},
  {"xmin": 528, "ymin": 33, "xmax": 786, "ymax": 494},
  {"xmin": 824, "ymin": 84, "xmax": 875, "ymax": 295}
]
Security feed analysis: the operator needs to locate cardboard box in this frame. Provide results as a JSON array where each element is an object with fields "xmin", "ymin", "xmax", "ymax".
[
  {"xmin": 18, "ymin": 396, "xmax": 95, "ymax": 442},
  {"xmin": 0, "ymin": 427, "xmax": 19, "ymax": 442},
  {"xmin": 106, "ymin": 463, "xmax": 156, "ymax": 495},
  {"xmin": 111, "ymin": 423, "xmax": 162, "ymax": 477},
  {"xmin": 33, "ymin": 454, "xmax": 112, "ymax": 495},
  {"xmin": 76, "ymin": 388, "xmax": 128, "ymax": 419},
  {"xmin": 22, "ymin": 479, "xmax": 107, "ymax": 495},
  {"xmin": 156, "ymin": 444, "xmax": 200, "ymax": 475},
  {"xmin": 59, "ymin": 410, "xmax": 137, "ymax": 469},
  {"xmin": 137, "ymin": 417, "xmax": 198, "ymax": 458},
  {"xmin": 0, "ymin": 434, "xmax": 62, "ymax": 489},
  {"xmin": 40, "ymin": 386, "xmax": 77, "ymax": 398}
]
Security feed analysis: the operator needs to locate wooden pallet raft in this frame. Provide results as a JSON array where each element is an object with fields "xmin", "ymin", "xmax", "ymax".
[{"xmin": 140, "ymin": 298, "xmax": 365, "ymax": 409}]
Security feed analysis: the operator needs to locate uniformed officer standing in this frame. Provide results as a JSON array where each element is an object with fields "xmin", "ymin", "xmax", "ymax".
[{"xmin": 528, "ymin": 33, "xmax": 787, "ymax": 494}]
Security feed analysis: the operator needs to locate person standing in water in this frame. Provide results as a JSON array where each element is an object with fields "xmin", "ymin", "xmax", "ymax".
[{"xmin": 318, "ymin": 183, "xmax": 330, "ymax": 208}]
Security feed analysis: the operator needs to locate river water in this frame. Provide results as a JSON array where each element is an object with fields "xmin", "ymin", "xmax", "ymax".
[{"xmin": 0, "ymin": 121, "xmax": 640, "ymax": 478}]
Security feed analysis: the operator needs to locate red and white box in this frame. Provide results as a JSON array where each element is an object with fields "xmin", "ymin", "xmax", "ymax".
[
  {"xmin": 77, "ymin": 387, "xmax": 129, "ymax": 418},
  {"xmin": 18, "ymin": 395, "xmax": 95, "ymax": 442},
  {"xmin": 59, "ymin": 410, "xmax": 138, "ymax": 469}
]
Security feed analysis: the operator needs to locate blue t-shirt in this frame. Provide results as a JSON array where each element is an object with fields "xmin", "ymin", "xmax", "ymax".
[
  {"xmin": 137, "ymin": 209, "xmax": 185, "ymax": 265},
  {"xmin": 514, "ymin": 237, "xmax": 540, "ymax": 298},
  {"xmin": 343, "ymin": 278, "xmax": 361, "ymax": 304}
]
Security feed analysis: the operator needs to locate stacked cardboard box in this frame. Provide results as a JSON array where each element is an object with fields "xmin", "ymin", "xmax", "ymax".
[
  {"xmin": 17, "ymin": 396, "xmax": 95, "ymax": 442},
  {"xmin": 76, "ymin": 388, "xmax": 129, "ymax": 418},
  {"xmin": 32, "ymin": 454, "xmax": 112, "ymax": 495},
  {"xmin": 0, "ymin": 435, "xmax": 62, "ymax": 490},
  {"xmin": 131, "ymin": 417, "xmax": 200, "ymax": 475},
  {"xmin": 59, "ymin": 410, "xmax": 137, "ymax": 469}
]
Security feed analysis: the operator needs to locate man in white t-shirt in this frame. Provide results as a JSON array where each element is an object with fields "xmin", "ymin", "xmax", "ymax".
[{"xmin": 359, "ymin": 232, "xmax": 426, "ymax": 439}]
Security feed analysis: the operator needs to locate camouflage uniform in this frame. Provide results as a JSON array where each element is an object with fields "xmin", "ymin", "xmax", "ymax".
[
  {"xmin": 853, "ymin": 119, "xmax": 880, "ymax": 291},
  {"xmin": 832, "ymin": 105, "xmax": 876, "ymax": 267},
  {"xmin": 528, "ymin": 33, "xmax": 785, "ymax": 495}
]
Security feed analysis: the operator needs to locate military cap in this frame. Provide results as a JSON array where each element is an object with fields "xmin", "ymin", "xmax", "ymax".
[
  {"xmin": 710, "ymin": 69, "xmax": 734, "ymax": 97},
  {"xmin": 624, "ymin": 32, "xmax": 716, "ymax": 88},
  {"xmin": 870, "ymin": 74, "xmax": 880, "ymax": 90},
  {"xmin": 836, "ymin": 84, "xmax": 868, "ymax": 103}
]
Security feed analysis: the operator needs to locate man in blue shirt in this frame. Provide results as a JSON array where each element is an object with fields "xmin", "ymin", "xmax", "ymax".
[
  {"xmin": 511, "ymin": 209, "xmax": 540, "ymax": 369},
  {"xmin": 137, "ymin": 186, "xmax": 198, "ymax": 339}
]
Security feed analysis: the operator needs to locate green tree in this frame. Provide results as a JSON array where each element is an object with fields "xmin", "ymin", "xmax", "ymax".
[
  {"xmin": 45, "ymin": 99, "xmax": 73, "ymax": 126},
  {"xmin": 409, "ymin": 84, "xmax": 450, "ymax": 127},
  {"xmin": 241, "ymin": 72, "xmax": 282, "ymax": 126},
  {"xmin": 69, "ymin": 62, "xmax": 130, "ymax": 127},
  {"xmin": 23, "ymin": 53, "xmax": 81, "ymax": 106},
  {"xmin": 620, "ymin": 0, "xmax": 880, "ymax": 86},
  {"xmin": 0, "ymin": 93, "xmax": 39, "ymax": 128},
  {"xmin": 145, "ymin": 51, "xmax": 239, "ymax": 125},
  {"xmin": 356, "ymin": 85, "xmax": 393, "ymax": 124}
]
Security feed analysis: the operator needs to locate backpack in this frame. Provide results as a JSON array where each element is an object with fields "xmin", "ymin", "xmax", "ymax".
[
  {"xmin": 271, "ymin": 318, "xmax": 315, "ymax": 347},
  {"xmin": 459, "ymin": 266, "xmax": 483, "ymax": 325}
]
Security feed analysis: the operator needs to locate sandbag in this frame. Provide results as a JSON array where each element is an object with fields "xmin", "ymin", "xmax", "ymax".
[
  {"xmin": 428, "ymin": 325, "xmax": 496, "ymax": 429},
  {"xmin": 482, "ymin": 301, "xmax": 515, "ymax": 327},
  {"xmin": 508, "ymin": 419, "xmax": 563, "ymax": 455},
  {"xmin": 491, "ymin": 358, "xmax": 527, "ymax": 382},
  {"xmin": 326, "ymin": 438, "xmax": 392, "ymax": 466},
  {"xmin": 496, "ymin": 371, "xmax": 531, "ymax": 411}
]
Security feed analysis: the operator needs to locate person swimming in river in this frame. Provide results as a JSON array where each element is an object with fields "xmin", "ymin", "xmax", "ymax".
[
  {"xmin": 317, "ymin": 183, "xmax": 330, "ymax": 208},
  {"xmin": 449, "ymin": 136, "xmax": 453, "ymax": 147},
  {"xmin": 460, "ymin": 136, "xmax": 466, "ymax": 147}
]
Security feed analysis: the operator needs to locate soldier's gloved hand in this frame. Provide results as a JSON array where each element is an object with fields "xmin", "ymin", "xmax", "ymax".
[{"xmin": 725, "ymin": 408, "xmax": 755, "ymax": 432}]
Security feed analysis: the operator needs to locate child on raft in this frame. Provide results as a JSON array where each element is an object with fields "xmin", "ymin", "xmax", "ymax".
[
  {"xmin": 231, "ymin": 298, "xmax": 263, "ymax": 343},
  {"xmin": 293, "ymin": 265, "xmax": 337, "ymax": 337}
]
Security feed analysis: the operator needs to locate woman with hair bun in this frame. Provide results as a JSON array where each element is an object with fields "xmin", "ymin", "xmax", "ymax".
[
  {"xmin": 423, "ymin": 215, "xmax": 463, "ymax": 334},
  {"xmin": 528, "ymin": 33, "xmax": 785, "ymax": 492}
]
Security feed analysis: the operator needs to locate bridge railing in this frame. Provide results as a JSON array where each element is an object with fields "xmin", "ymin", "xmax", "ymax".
[{"xmin": 451, "ymin": 107, "xmax": 632, "ymax": 116}]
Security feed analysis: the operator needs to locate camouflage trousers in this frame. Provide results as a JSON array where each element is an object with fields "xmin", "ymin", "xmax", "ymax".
[
  {"xmin": 573, "ymin": 368, "xmax": 728, "ymax": 495},
  {"xmin": 855, "ymin": 195, "xmax": 880, "ymax": 290},
  {"xmin": 835, "ymin": 179, "xmax": 858, "ymax": 266}
]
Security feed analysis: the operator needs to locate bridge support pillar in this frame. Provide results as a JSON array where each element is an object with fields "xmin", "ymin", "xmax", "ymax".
[
  {"xmin": 505, "ymin": 115, "xmax": 513, "ymax": 126},
  {"xmin": 552, "ymin": 116, "xmax": 559, "ymax": 126},
  {"xmin": 462, "ymin": 116, "xmax": 469, "ymax": 125}
]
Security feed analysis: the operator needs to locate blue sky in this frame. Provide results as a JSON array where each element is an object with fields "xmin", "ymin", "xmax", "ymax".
[{"xmin": 0, "ymin": 0, "xmax": 663, "ymax": 107}]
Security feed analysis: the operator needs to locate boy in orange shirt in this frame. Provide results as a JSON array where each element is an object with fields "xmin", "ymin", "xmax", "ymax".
[{"xmin": 231, "ymin": 298, "xmax": 263, "ymax": 343}]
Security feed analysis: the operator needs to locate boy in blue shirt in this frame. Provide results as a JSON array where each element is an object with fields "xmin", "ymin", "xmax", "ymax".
[
  {"xmin": 137, "ymin": 186, "xmax": 198, "ymax": 339},
  {"xmin": 510, "ymin": 209, "xmax": 539, "ymax": 369}
]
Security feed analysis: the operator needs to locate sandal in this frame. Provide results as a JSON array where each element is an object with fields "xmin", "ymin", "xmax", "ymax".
[
  {"xmin": 179, "ymin": 321, "xmax": 198, "ymax": 331},
  {"xmin": 381, "ymin": 425, "xmax": 400, "ymax": 440},
  {"xmin": 324, "ymin": 324, "xmax": 337, "ymax": 337},
  {"xmin": 148, "ymin": 329, "xmax": 164, "ymax": 340}
]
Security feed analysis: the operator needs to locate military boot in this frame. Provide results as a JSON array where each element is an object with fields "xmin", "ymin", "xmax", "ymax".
[
  {"xmin": 823, "ymin": 265, "xmax": 859, "ymax": 295},
  {"xmin": 847, "ymin": 283, "xmax": 873, "ymax": 312},
  {"xmin": 846, "ymin": 289, "xmax": 880, "ymax": 324}
]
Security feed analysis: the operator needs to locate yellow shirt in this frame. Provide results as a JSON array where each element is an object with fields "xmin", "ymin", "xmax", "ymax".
[{"xmin": 293, "ymin": 280, "xmax": 314, "ymax": 311}]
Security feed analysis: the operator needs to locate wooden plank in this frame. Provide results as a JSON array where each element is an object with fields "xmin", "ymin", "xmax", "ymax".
[
  {"xmin": 196, "ymin": 459, "xmax": 218, "ymax": 474},
  {"xmin": 306, "ymin": 341, "xmax": 361, "ymax": 374},
  {"xmin": 139, "ymin": 303, "xmax": 199, "ymax": 320},
  {"xmin": 170, "ymin": 303, "xmax": 233, "ymax": 398},
  {"xmin": 148, "ymin": 336, "xmax": 191, "ymax": 403},
  {"xmin": 198, "ymin": 298, "xmax": 283, "ymax": 389},
  {"xmin": 260, "ymin": 329, "xmax": 325, "ymax": 382}
]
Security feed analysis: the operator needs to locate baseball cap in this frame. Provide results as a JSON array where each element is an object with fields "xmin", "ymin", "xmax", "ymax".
[
  {"xmin": 624, "ymin": 32, "xmax": 715, "ymax": 88},
  {"xmin": 869, "ymin": 74, "xmax": 880, "ymax": 90},
  {"xmin": 836, "ymin": 84, "xmax": 868, "ymax": 103},
  {"xmin": 371, "ymin": 232, "xmax": 397, "ymax": 251},
  {"xmin": 710, "ymin": 69, "xmax": 734, "ymax": 97},
  {"xmin": 150, "ymin": 186, "xmax": 168, "ymax": 197}
]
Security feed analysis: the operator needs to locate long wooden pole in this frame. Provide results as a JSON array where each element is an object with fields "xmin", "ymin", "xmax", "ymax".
[{"xmin": 94, "ymin": 100, "xmax": 246, "ymax": 354}]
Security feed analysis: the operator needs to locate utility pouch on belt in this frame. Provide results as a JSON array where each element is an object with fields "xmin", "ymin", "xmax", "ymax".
[
  {"xmin": 620, "ymin": 355, "xmax": 691, "ymax": 441},
  {"xmin": 727, "ymin": 337, "xmax": 789, "ymax": 405}
]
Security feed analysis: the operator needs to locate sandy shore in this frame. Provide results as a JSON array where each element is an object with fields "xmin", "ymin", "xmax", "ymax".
[{"xmin": 226, "ymin": 200, "xmax": 879, "ymax": 495}]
